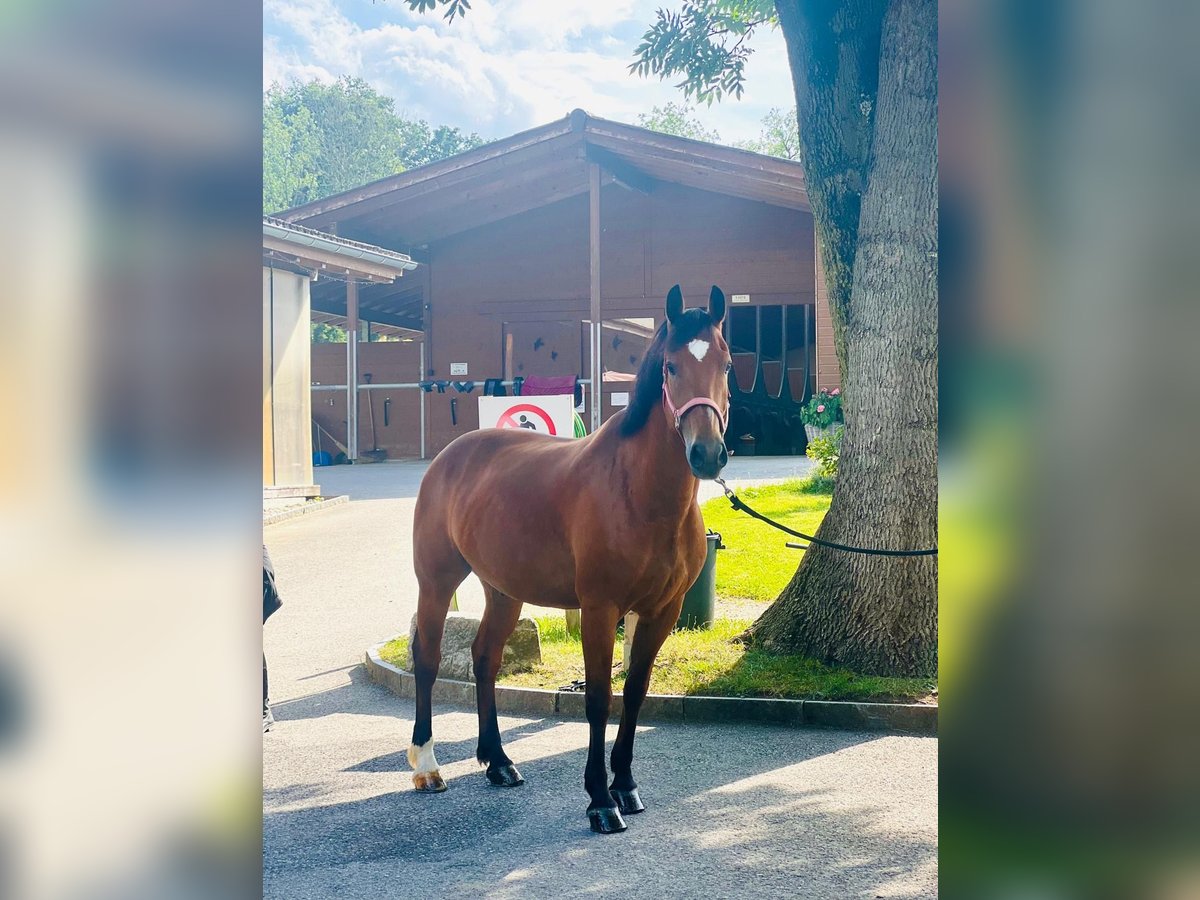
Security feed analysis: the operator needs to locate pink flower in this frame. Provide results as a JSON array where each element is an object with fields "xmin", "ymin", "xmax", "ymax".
[
  {"xmin": 831, "ymin": 388, "xmax": 841, "ymax": 396},
  {"xmin": 816, "ymin": 404, "xmax": 826, "ymax": 413}
]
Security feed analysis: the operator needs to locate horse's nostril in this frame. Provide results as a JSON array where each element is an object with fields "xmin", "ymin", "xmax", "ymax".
[
  {"xmin": 718, "ymin": 446, "xmax": 729, "ymax": 468},
  {"xmin": 689, "ymin": 444, "xmax": 705, "ymax": 469}
]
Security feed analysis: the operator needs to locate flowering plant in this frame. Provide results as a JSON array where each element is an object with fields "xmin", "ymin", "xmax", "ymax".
[{"xmin": 800, "ymin": 388, "xmax": 843, "ymax": 429}]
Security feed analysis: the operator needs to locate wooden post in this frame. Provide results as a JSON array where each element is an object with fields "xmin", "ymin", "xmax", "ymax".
[
  {"xmin": 564, "ymin": 608, "xmax": 581, "ymax": 638},
  {"xmin": 419, "ymin": 340, "xmax": 427, "ymax": 460},
  {"xmin": 346, "ymin": 279, "xmax": 359, "ymax": 462},
  {"xmin": 588, "ymin": 161, "xmax": 602, "ymax": 433}
]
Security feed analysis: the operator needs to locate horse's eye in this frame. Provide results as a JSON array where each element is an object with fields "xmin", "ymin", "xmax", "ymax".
[
  {"xmin": 666, "ymin": 362, "xmax": 677, "ymax": 376},
  {"xmin": 725, "ymin": 362, "xmax": 733, "ymax": 374}
]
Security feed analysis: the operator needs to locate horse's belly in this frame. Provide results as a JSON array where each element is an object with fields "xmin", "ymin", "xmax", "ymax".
[{"xmin": 469, "ymin": 554, "xmax": 580, "ymax": 608}]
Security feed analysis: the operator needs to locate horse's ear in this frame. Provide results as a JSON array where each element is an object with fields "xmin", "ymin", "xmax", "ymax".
[
  {"xmin": 666, "ymin": 285, "xmax": 683, "ymax": 326},
  {"xmin": 709, "ymin": 285, "xmax": 726, "ymax": 326}
]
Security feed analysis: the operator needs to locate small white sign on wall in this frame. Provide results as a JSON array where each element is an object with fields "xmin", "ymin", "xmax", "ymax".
[
  {"xmin": 449, "ymin": 362, "xmax": 469, "ymax": 376},
  {"xmin": 610, "ymin": 392, "xmax": 630, "ymax": 408},
  {"xmin": 731, "ymin": 294, "xmax": 751, "ymax": 304}
]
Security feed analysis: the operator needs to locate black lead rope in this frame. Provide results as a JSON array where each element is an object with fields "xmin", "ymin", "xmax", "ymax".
[{"xmin": 715, "ymin": 477, "xmax": 938, "ymax": 557}]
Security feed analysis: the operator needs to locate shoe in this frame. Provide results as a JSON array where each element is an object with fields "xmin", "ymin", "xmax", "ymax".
[{"xmin": 263, "ymin": 707, "xmax": 275, "ymax": 733}]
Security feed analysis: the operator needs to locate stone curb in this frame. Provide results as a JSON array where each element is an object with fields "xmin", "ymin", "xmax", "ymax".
[
  {"xmin": 365, "ymin": 643, "xmax": 936, "ymax": 736},
  {"xmin": 263, "ymin": 494, "xmax": 349, "ymax": 527}
]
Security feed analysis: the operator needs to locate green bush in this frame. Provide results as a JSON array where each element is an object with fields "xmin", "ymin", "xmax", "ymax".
[{"xmin": 806, "ymin": 425, "xmax": 843, "ymax": 479}]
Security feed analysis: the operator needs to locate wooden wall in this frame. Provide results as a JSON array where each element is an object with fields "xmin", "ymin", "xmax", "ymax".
[
  {"xmin": 311, "ymin": 340, "xmax": 424, "ymax": 460},
  {"xmin": 419, "ymin": 181, "xmax": 822, "ymax": 455},
  {"xmin": 814, "ymin": 234, "xmax": 841, "ymax": 393}
]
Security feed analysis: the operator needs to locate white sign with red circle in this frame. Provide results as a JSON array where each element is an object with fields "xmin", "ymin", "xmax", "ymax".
[{"xmin": 478, "ymin": 395, "xmax": 575, "ymax": 437}]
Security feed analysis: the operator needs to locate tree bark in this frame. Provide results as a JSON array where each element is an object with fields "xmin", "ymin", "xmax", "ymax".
[
  {"xmin": 774, "ymin": 0, "xmax": 885, "ymax": 372},
  {"xmin": 750, "ymin": 0, "xmax": 938, "ymax": 677}
]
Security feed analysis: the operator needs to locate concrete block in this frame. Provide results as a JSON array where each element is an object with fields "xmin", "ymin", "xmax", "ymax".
[
  {"xmin": 802, "ymin": 701, "xmax": 937, "ymax": 735},
  {"xmin": 431, "ymin": 677, "xmax": 476, "ymax": 707},
  {"xmin": 556, "ymin": 691, "xmax": 624, "ymax": 721},
  {"xmin": 638, "ymin": 694, "xmax": 686, "ymax": 722},
  {"xmin": 494, "ymin": 685, "xmax": 557, "ymax": 717},
  {"xmin": 684, "ymin": 695, "xmax": 803, "ymax": 726},
  {"xmin": 365, "ymin": 649, "xmax": 414, "ymax": 698},
  {"xmin": 407, "ymin": 613, "xmax": 541, "ymax": 682}
]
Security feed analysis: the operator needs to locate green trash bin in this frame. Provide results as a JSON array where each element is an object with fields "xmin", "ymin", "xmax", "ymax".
[{"xmin": 676, "ymin": 531, "xmax": 723, "ymax": 630}]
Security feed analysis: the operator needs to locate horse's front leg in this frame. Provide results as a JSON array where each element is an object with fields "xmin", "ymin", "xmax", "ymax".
[
  {"xmin": 609, "ymin": 601, "xmax": 679, "ymax": 814},
  {"xmin": 580, "ymin": 604, "xmax": 623, "ymax": 834}
]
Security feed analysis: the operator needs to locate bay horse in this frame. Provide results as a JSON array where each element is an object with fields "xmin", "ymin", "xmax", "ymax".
[{"xmin": 408, "ymin": 285, "xmax": 731, "ymax": 834}]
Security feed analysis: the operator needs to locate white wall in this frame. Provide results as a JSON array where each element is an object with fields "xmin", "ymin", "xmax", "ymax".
[{"xmin": 263, "ymin": 267, "xmax": 313, "ymax": 488}]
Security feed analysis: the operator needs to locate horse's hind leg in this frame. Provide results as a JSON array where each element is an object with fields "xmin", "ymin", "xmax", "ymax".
[
  {"xmin": 408, "ymin": 567, "xmax": 464, "ymax": 793},
  {"xmin": 609, "ymin": 601, "xmax": 680, "ymax": 815},
  {"xmin": 473, "ymin": 585, "xmax": 524, "ymax": 787}
]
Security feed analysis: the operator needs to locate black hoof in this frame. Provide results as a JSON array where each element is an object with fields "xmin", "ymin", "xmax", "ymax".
[
  {"xmin": 485, "ymin": 763, "xmax": 525, "ymax": 787},
  {"xmin": 588, "ymin": 806, "xmax": 627, "ymax": 834},
  {"xmin": 610, "ymin": 788, "xmax": 645, "ymax": 814}
]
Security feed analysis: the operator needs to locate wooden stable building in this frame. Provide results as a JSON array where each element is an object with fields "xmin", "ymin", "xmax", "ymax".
[{"xmin": 284, "ymin": 110, "xmax": 839, "ymax": 458}]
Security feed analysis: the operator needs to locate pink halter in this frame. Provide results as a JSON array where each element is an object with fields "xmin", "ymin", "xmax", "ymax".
[{"xmin": 661, "ymin": 375, "xmax": 729, "ymax": 433}]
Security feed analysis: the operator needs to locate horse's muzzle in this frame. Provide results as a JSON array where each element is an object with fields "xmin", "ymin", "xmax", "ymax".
[{"xmin": 687, "ymin": 439, "xmax": 729, "ymax": 480}]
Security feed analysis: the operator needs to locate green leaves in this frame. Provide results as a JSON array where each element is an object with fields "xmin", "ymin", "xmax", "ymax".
[
  {"xmin": 629, "ymin": 0, "xmax": 777, "ymax": 104},
  {"xmin": 636, "ymin": 102, "xmax": 722, "ymax": 142},
  {"xmin": 403, "ymin": 0, "xmax": 471, "ymax": 22},
  {"xmin": 735, "ymin": 107, "xmax": 801, "ymax": 160},
  {"xmin": 263, "ymin": 77, "xmax": 484, "ymax": 214}
]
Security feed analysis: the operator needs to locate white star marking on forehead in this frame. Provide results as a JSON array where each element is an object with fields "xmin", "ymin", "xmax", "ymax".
[{"xmin": 687, "ymin": 339, "xmax": 710, "ymax": 361}]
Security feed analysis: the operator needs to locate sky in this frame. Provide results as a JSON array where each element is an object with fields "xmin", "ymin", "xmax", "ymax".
[{"xmin": 263, "ymin": 0, "xmax": 796, "ymax": 145}]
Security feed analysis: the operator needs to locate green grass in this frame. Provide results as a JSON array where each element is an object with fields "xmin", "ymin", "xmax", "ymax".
[
  {"xmin": 380, "ymin": 634, "xmax": 409, "ymax": 667},
  {"xmin": 700, "ymin": 478, "xmax": 833, "ymax": 603},
  {"xmin": 379, "ymin": 615, "xmax": 933, "ymax": 703}
]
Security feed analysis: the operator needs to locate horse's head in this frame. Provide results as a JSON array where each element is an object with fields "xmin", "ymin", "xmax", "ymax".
[{"xmin": 662, "ymin": 284, "xmax": 731, "ymax": 480}]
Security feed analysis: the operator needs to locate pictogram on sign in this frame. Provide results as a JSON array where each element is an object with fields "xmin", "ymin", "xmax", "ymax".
[{"xmin": 496, "ymin": 403, "xmax": 556, "ymax": 435}]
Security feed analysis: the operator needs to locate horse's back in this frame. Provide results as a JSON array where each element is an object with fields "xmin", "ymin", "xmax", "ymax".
[{"xmin": 414, "ymin": 428, "xmax": 584, "ymax": 602}]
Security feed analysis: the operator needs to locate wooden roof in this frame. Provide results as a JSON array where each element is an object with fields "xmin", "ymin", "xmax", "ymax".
[{"xmin": 281, "ymin": 110, "xmax": 809, "ymax": 249}]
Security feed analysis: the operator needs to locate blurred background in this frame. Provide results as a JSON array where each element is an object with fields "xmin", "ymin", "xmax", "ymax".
[
  {"xmin": 0, "ymin": 0, "xmax": 1197, "ymax": 896},
  {"xmin": 0, "ymin": 1, "xmax": 261, "ymax": 897},
  {"xmin": 939, "ymin": 0, "xmax": 1200, "ymax": 896}
]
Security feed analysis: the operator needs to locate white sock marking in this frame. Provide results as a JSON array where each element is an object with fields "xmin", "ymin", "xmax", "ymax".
[
  {"xmin": 408, "ymin": 739, "xmax": 440, "ymax": 773},
  {"xmin": 687, "ymin": 339, "xmax": 710, "ymax": 361}
]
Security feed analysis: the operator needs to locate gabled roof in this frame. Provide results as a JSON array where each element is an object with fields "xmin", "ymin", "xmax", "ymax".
[{"xmin": 281, "ymin": 109, "xmax": 808, "ymax": 248}]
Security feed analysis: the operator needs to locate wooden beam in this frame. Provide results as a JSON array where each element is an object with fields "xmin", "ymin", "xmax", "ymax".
[
  {"xmin": 311, "ymin": 296, "xmax": 422, "ymax": 331},
  {"xmin": 345, "ymin": 280, "xmax": 359, "ymax": 462},
  {"xmin": 347, "ymin": 153, "xmax": 586, "ymax": 233},
  {"xmin": 583, "ymin": 134, "xmax": 809, "ymax": 207},
  {"xmin": 589, "ymin": 161, "xmax": 602, "ymax": 433},
  {"xmin": 370, "ymin": 176, "xmax": 611, "ymax": 247},
  {"xmin": 584, "ymin": 143, "xmax": 656, "ymax": 195},
  {"xmin": 583, "ymin": 119, "xmax": 809, "ymax": 179},
  {"xmin": 288, "ymin": 130, "xmax": 579, "ymax": 227}
]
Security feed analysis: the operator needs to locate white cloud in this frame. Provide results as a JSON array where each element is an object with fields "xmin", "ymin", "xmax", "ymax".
[{"xmin": 263, "ymin": 0, "xmax": 796, "ymax": 144}]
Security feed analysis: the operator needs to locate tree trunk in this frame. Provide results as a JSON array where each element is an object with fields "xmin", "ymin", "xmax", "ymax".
[
  {"xmin": 750, "ymin": 0, "xmax": 938, "ymax": 677},
  {"xmin": 774, "ymin": 0, "xmax": 885, "ymax": 373}
]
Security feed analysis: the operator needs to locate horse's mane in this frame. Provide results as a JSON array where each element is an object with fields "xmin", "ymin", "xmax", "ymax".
[{"xmin": 619, "ymin": 309, "xmax": 716, "ymax": 437}]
